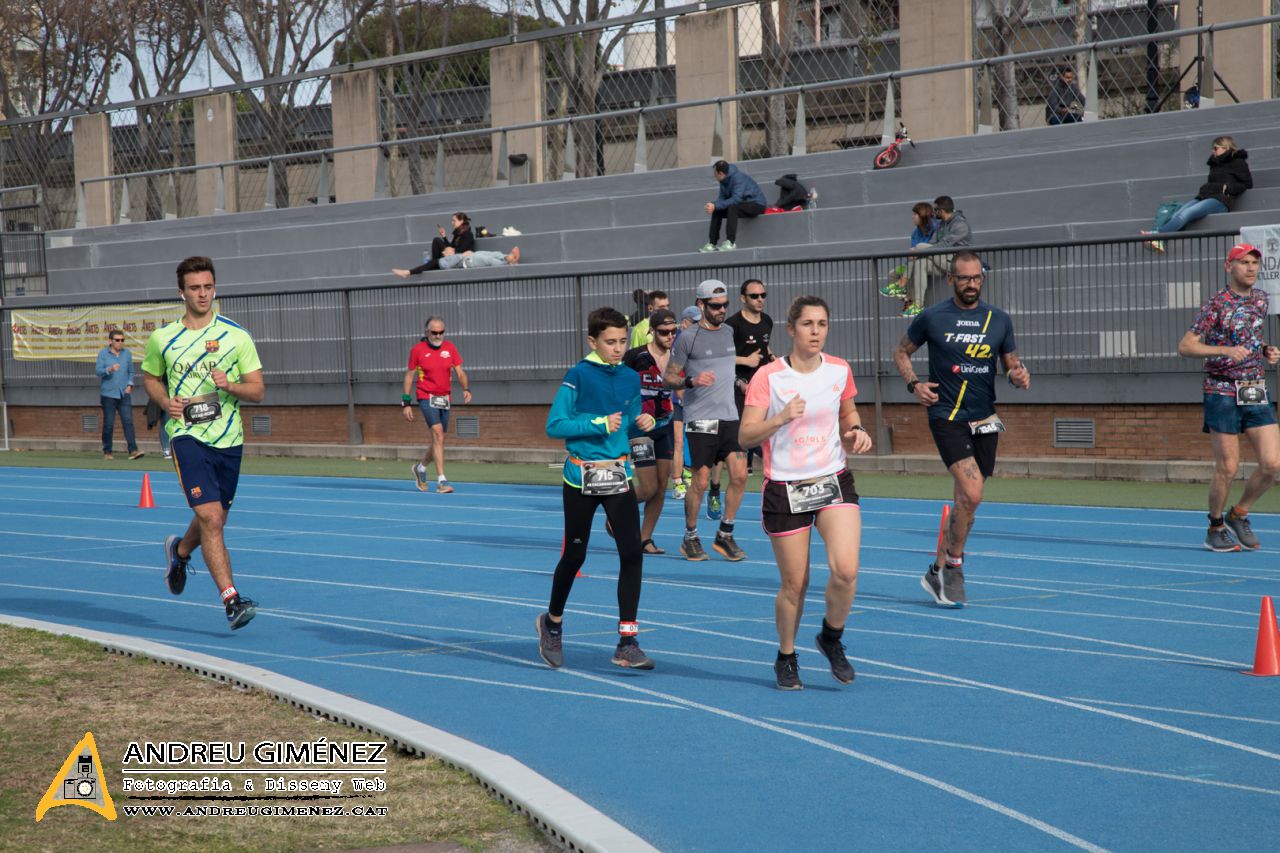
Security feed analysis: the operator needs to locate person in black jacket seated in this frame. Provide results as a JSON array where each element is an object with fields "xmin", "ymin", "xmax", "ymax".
[
  {"xmin": 773, "ymin": 173, "xmax": 811, "ymax": 210},
  {"xmin": 1142, "ymin": 137, "xmax": 1252, "ymax": 253},
  {"xmin": 393, "ymin": 212, "xmax": 475, "ymax": 276}
]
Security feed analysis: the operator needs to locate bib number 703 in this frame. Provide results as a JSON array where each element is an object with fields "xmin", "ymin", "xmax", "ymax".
[{"xmin": 964, "ymin": 343, "xmax": 991, "ymax": 358}]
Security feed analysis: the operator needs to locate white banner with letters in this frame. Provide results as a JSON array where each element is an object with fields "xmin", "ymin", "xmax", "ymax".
[{"xmin": 1239, "ymin": 225, "xmax": 1280, "ymax": 314}]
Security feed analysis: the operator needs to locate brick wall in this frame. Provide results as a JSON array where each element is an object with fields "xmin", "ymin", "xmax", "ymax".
[{"xmin": 6, "ymin": 402, "xmax": 1267, "ymax": 463}]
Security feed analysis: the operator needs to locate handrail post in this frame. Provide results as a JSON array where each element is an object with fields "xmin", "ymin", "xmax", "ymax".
[
  {"xmin": 374, "ymin": 143, "xmax": 389, "ymax": 198},
  {"xmin": 634, "ymin": 111, "xmax": 648, "ymax": 173},
  {"xmin": 978, "ymin": 65, "xmax": 994, "ymax": 134},
  {"xmin": 434, "ymin": 138, "xmax": 446, "ymax": 192},
  {"xmin": 1084, "ymin": 47, "xmax": 1099, "ymax": 122},
  {"xmin": 117, "ymin": 180, "xmax": 131, "ymax": 225},
  {"xmin": 214, "ymin": 166, "xmax": 226, "ymax": 215},
  {"xmin": 495, "ymin": 129, "xmax": 510, "ymax": 187},
  {"xmin": 711, "ymin": 100, "xmax": 725, "ymax": 160},
  {"xmin": 76, "ymin": 182, "xmax": 87, "ymax": 229},
  {"xmin": 165, "ymin": 173, "xmax": 178, "ymax": 220},
  {"xmin": 792, "ymin": 91, "xmax": 807, "ymax": 155},
  {"xmin": 1200, "ymin": 29, "xmax": 1216, "ymax": 108},
  {"xmin": 563, "ymin": 121, "xmax": 577, "ymax": 181},
  {"xmin": 264, "ymin": 159, "xmax": 277, "ymax": 210},
  {"xmin": 881, "ymin": 76, "xmax": 896, "ymax": 145},
  {"xmin": 317, "ymin": 155, "xmax": 331, "ymax": 205}
]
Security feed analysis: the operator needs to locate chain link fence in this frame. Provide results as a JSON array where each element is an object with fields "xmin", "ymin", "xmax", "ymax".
[
  {"xmin": 735, "ymin": 0, "xmax": 900, "ymax": 159},
  {"xmin": 108, "ymin": 103, "xmax": 198, "ymax": 222},
  {"xmin": 973, "ymin": 0, "xmax": 1183, "ymax": 132},
  {"xmin": 0, "ymin": 117, "xmax": 77, "ymax": 230},
  {"xmin": 233, "ymin": 77, "xmax": 334, "ymax": 211}
]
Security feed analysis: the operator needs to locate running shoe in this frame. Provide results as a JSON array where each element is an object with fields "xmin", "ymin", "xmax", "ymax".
[
  {"xmin": 128, "ymin": 450, "xmax": 146, "ymax": 460},
  {"xmin": 162, "ymin": 451, "xmax": 172, "ymax": 460},
  {"xmin": 920, "ymin": 564, "xmax": 964, "ymax": 608},
  {"xmin": 437, "ymin": 479, "xmax": 455, "ymax": 494},
  {"xmin": 225, "ymin": 595, "xmax": 258, "ymax": 630},
  {"xmin": 1204, "ymin": 525, "xmax": 1242, "ymax": 553},
  {"xmin": 901, "ymin": 303, "xmax": 922, "ymax": 318},
  {"xmin": 774, "ymin": 654, "xmax": 803, "ymax": 690},
  {"xmin": 814, "ymin": 633, "xmax": 856, "ymax": 684},
  {"xmin": 706, "ymin": 490, "xmax": 723, "ymax": 520},
  {"xmin": 411, "ymin": 464, "xmax": 430, "ymax": 492},
  {"xmin": 713, "ymin": 533, "xmax": 746, "ymax": 561},
  {"xmin": 1225, "ymin": 509, "xmax": 1260, "ymax": 550},
  {"xmin": 164, "ymin": 535, "xmax": 189, "ymax": 596},
  {"xmin": 717, "ymin": 240, "xmax": 737, "ymax": 251},
  {"xmin": 680, "ymin": 532, "xmax": 709, "ymax": 561},
  {"xmin": 611, "ymin": 641, "xmax": 655, "ymax": 670},
  {"xmin": 536, "ymin": 612, "xmax": 563, "ymax": 668},
  {"xmin": 879, "ymin": 281, "xmax": 907, "ymax": 298},
  {"xmin": 672, "ymin": 479, "xmax": 688, "ymax": 500},
  {"xmin": 699, "ymin": 243, "xmax": 718, "ymax": 253}
]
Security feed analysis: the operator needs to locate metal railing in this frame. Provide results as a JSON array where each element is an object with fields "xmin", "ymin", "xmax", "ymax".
[
  {"xmin": 0, "ymin": 185, "xmax": 48, "ymax": 297},
  {"xmin": 1, "ymin": 230, "xmax": 1257, "ymax": 447},
  {"xmin": 71, "ymin": 12, "xmax": 1280, "ymax": 228}
]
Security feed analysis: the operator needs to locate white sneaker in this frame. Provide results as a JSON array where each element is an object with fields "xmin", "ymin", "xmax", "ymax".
[{"xmin": 502, "ymin": 226, "xmax": 522, "ymax": 236}]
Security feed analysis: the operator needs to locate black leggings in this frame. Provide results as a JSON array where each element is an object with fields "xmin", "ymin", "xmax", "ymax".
[
  {"xmin": 409, "ymin": 236, "xmax": 451, "ymax": 274},
  {"xmin": 548, "ymin": 484, "xmax": 644, "ymax": 623}
]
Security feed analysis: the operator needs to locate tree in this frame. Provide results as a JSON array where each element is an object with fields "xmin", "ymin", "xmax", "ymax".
[
  {"xmin": 184, "ymin": 0, "xmax": 379, "ymax": 207},
  {"xmin": 758, "ymin": 0, "xmax": 792, "ymax": 158}
]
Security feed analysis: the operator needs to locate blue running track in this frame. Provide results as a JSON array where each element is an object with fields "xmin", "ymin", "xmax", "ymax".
[{"xmin": 1, "ymin": 466, "xmax": 1278, "ymax": 851}]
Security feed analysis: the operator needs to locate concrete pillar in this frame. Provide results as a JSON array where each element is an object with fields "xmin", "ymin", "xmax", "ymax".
[
  {"xmin": 1181, "ymin": 1, "xmax": 1271, "ymax": 104},
  {"xmin": 194, "ymin": 93, "xmax": 237, "ymax": 216},
  {"xmin": 490, "ymin": 42, "xmax": 544, "ymax": 183},
  {"xmin": 332, "ymin": 70, "xmax": 380, "ymax": 202},
  {"xmin": 899, "ymin": 0, "xmax": 974, "ymax": 141},
  {"xmin": 72, "ymin": 113, "xmax": 112, "ymax": 228},
  {"xmin": 675, "ymin": 9, "xmax": 738, "ymax": 167}
]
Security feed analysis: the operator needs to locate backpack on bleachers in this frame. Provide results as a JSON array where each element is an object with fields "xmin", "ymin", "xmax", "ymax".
[{"xmin": 1153, "ymin": 202, "xmax": 1182, "ymax": 231}]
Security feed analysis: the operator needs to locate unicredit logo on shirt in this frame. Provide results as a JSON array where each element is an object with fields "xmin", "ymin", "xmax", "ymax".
[{"xmin": 951, "ymin": 364, "xmax": 991, "ymax": 374}]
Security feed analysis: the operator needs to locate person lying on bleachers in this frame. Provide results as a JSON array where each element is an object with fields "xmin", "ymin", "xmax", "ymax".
[{"xmin": 392, "ymin": 212, "xmax": 474, "ymax": 277}]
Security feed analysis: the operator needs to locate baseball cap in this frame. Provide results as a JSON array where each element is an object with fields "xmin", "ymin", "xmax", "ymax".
[
  {"xmin": 1226, "ymin": 243, "xmax": 1262, "ymax": 263},
  {"xmin": 695, "ymin": 279, "xmax": 728, "ymax": 300},
  {"xmin": 681, "ymin": 306, "xmax": 702, "ymax": 323},
  {"xmin": 649, "ymin": 307, "xmax": 677, "ymax": 328}
]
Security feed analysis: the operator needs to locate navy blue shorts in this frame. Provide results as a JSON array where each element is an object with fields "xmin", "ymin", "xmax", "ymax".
[
  {"xmin": 418, "ymin": 399, "xmax": 451, "ymax": 431},
  {"xmin": 1202, "ymin": 392, "xmax": 1278, "ymax": 434},
  {"xmin": 171, "ymin": 436, "xmax": 243, "ymax": 509},
  {"xmin": 630, "ymin": 423, "xmax": 675, "ymax": 468}
]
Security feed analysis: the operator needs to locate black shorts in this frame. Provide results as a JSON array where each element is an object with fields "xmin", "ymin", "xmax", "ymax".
[
  {"xmin": 686, "ymin": 419, "xmax": 742, "ymax": 469},
  {"xmin": 171, "ymin": 436, "xmax": 243, "ymax": 509},
  {"xmin": 629, "ymin": 423, "xmax": 675, "ymax": 468},
  {"xmin": 929, "ymin": 418, "xmax": 998, "ymax": 479},
  {"xmin": 761, "ymin": 469, "xmax": 859, "ymax": 536}
]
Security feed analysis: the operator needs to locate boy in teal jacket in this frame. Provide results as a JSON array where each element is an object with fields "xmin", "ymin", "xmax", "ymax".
[{"xmin": 537, "ymin": 307, "xmax": 657, "ymax": 670}]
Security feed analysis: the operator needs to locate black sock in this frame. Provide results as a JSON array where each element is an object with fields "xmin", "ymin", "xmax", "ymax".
[
  {"xmin": 617, "ymin": 635, "xmax": 637, "ymax": 646},
  {"xmin": 821, "ymin": 618, "xmax": 843, "ymax": 642},
  {"xmin": 709, "ymin": 483, "xmax": 720, "ymax": 495},
  {"xmin": 1209, "ymin": 514, "xmax": 1224, "ymax": 527},
  {"xmin": 544, "ymin": 613, "xmax": 562, "ymax": 635},
  {"xmin": 718, "ymin": 521, "xmax": 734, "ymax": 536},
  {"xmin": 776, "ymin": 650, "xmax": 796, "ymax": 662}
]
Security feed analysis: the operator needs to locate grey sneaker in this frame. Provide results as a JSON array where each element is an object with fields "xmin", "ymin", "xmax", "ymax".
[
  {"xmin": 1225, "ymin": 510, "xmax": 1260, "ymax": 550},
  {"xmin": 611, "ymin": 641, "xmax": 655, "ymax": 670},
  {"xmin": 774, "ymin": 654, "xmax": 803, "ymax": 690},
  {"xmin": 1205, "ymin": 524, "xmax": 1242, "ymax": 553},
  {"xmin": 698, "ymin": 242, "xmax": 718, "ymax": 253},
  {"xmin": 814, "ymin": 633, "xmax": 855, "ymax": 684},
  {"xmin": 713, "ymin": 533, "xmax": 746, "ymax": 561},
  {"xmin": 921, "ymin": 564, "xmax": 965, "ymax": 608},
  {"xmin": 681, "ymin": 532, "xmax": 709, "ymax": 561},
  {"xmin": 717, "ymin": 240, "xmax": 737, "ymax": 251},
  {"xmin": 536, "ymin": 612, "xmax": 563, "ymax": 668}
]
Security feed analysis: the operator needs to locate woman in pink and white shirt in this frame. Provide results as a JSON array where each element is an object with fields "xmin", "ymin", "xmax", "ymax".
[{"xmin": 739, "ymin": 296, "xmax": 873, "ymax": 690}]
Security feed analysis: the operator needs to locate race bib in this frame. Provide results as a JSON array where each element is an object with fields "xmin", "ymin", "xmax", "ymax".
[
  {"xmin": 580, "ymin": 460, "xmax": 630, "ymax": 496},
  {"xmin": 968, "ymin": 414, "xmax": 1006, "ymax": 436},
  {"xmin": 786, "ymin": 473, "xmax": 844, "ymax": 514},
  {"xmin": 686, "ymin": 419, "xmax": 720, "ymax": 435},
  {"xmin": 629, "ymin": 437, "xmax": 655, "ymax": 464},
  {"xmin": 428, "ymin": 394, "xmax": 451, "ymax": 410},
  {"xmin": 182, "ymin": 392, "xmax": 222, "ymax": 426},
  {"xmin": 1235, "ymin": 380, "xmax": 1269, "ymax": 406}
]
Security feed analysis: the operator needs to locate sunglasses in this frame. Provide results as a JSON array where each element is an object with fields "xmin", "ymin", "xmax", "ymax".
[
  {"xmin": 704, "ymin": 301, "xmax": 729, "ymax": 310},
  {"xmin": 653, "ymin": 327, "xmax": 678, "ymax": 337},
  {"xmin": 111, "ymin": 338, "xmax": 124, "ymax": 342},
  {"xmin": 427, "ymin": 330, "xmax": 446, "ymax": 336},
  {"xmin": 745, "ymin": 292, "xmax": 767, "ymax": 300}
]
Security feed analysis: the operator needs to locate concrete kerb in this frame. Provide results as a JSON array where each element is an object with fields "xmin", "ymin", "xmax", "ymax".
[{"xmin": 0, "ymin": 614, "xmax": 659, "ymax": 853}]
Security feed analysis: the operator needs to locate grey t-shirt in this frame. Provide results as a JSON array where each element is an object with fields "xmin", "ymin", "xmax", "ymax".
[{"xmin": 671, "ymin": 323, "xmax": 739, "ymax": 422}]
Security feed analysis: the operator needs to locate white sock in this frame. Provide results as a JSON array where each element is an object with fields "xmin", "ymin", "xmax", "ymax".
[
  {"xmin": 437, "ymin": 475, "xmax": 447, "ymax": 482},
  {"xmin": 416, "ymin": 463, "xmax": 427, "ymax": 473}
]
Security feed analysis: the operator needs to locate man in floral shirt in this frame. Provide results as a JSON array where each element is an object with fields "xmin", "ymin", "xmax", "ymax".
[{"xmin": 1178, "ymin": 243, "xmax": 1280, "ymax": 551}]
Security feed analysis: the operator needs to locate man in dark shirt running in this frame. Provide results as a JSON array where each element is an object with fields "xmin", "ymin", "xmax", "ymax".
[
  {"xmin": 893, "ymin": 251, "xmax": 1030, "ymax": 607},
  {"xmin": 725, "ymin": 278, "xmax": 774, "ymax": 475}
]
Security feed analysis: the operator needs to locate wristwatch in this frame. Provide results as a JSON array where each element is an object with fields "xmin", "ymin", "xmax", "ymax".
[{"xmin": 906, "ymin": 380, "xmax": 920, "ymax": 394}]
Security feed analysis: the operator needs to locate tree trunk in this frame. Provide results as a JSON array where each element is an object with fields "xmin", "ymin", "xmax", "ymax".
[{"xmin": 760, "ymin": 0, "xmax": 792, "ymax": 158}]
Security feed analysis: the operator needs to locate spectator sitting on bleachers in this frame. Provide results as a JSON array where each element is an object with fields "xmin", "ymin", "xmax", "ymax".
[
  {"xmin": 773, "ymin": 173, "xmax": 811, "ymax": 210},
  {"xmin": 393, "ymin": 212, "xmax": 475, "ymax": 277},
  {"xmin": 1141, "ymin": 136, "xmax": 1252, "ymax": 254},
  {"xmin": 701, "ymin": 160, "xmax": 767, "ymax": 253},
  {"xmin": 909, "ymin": 201, "xmax": 939, "ymax": 248},
  {"xmin": 888, "ymin": 196, "xmax": 972, "ymax": 318},
  {"xmin": 1046, "ymin": 67, "xmax": 1085, "ymax": 125}
]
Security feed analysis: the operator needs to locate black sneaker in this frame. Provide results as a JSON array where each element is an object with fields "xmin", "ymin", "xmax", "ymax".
[
  {"xmin": 225, "ymin": 595, "xmax": 257, "ymax": 630},
  {"xmin": 713, "ymin": 532, "xmax": 746, "ymax": 561},
  {"xmin": 680, "ymin": 532, "xmax": 709, "ymax": 561},
  {"xmin": 611, "ymin": 640, "xmax": 655, "ymax": 670},
  {"xmin": 814, "ymin": 633, "xmax": 855, "ymax": 684},
  {"xmin": 536, "ymin": 612, "xmax": 563, "ymax": 668},
  {"xmin": 920, "ymin": 564, "xmax": 964, "ymax": 608},
  {"xmin": 1225, "ymin": 510, "xmax": 1260, "ymax": 550},
  {"xmin": 774, "ymin": 654, "xmax": 803, "ymax": 690},
  {"xmin": 164, "ymin": 535, "xmax": 189, "ymax": 596}
]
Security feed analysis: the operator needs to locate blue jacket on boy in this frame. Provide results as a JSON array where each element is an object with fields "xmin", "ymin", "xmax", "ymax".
[{"xmin": 547, "ymin": 352, "xmax": 644, "ymax": 488}]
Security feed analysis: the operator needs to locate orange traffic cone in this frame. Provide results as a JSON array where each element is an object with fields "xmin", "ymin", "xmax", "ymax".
[
  {"xmin": 1243, "ymin": 595, "xmax": 1280, "ymax": 677},
  {"xmin": 138, "ymin": 473, "xmax": 155, "ymax": 509},
  {"xmin": 934, "ymin": 504, "xmax": 952, "ymax": 559}
]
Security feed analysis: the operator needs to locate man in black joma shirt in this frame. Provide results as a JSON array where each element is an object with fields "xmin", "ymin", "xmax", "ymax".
[{"xmin": 893, "ymin": 251, "xmax": 1030, "ymax": 607}]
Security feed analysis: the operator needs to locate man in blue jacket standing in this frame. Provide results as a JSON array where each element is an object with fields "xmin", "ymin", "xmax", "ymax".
[
  {"xmin": 96, "ymin": 328, "xmax": 144, "ymax": 461},
  {"xmin": 701, "ymin": 160, "xmax": 767, "ymax": 253},
  {"xmin": 537, "ymin": 307, "xmax": 658, "ymax": 671}
]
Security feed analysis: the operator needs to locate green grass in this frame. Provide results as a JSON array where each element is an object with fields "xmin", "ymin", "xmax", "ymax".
[{"xmin": 2, "ymin": 449, "xmax": 1276, "ymax": 513}]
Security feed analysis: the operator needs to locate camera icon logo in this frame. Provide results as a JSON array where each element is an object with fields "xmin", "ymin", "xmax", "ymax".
[{"xmin": 37, "ymin": 735, "xmax": 117, "ymax": 822}]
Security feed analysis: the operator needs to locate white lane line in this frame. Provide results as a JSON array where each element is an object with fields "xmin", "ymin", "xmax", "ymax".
[
  {"xmin": 971, "ymin": 602, "xmax": 1250, "ymax": 630},
  {"xmin": 763, "ymin": 717, "xmax": 1280, "ymax": 797},
  {"xmin": 1062, "ymin": 698, "xmax": 1280, "ymax": 727}
]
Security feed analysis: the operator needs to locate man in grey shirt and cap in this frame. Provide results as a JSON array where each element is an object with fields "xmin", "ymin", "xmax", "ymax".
[{"xmin": 664, "ymin": 279, "xmax": 748, "ymax": 562}]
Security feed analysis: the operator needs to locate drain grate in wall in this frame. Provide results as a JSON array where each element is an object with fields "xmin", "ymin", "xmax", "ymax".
[
  {"xmin": 1053, "ymin": 418, "xmax": 1095, "ymax": 448},
  {"xmin": 82, "ymin": 414, "xmax": 99, "ymax": 432},
  {"xmin": 455, "ymin": 416, "xmax": 480, "ymax": 439},
  {"xmin": 251, "ymin": 415, "xmax": 272, "ymax": 436}
]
